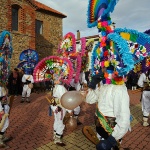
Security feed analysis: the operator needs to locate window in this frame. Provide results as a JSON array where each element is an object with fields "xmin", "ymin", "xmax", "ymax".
[
  {"xmin": 12, "ymin": 7, "xmax": 19, "ymax": 31},
  {"xmin": 35, "ymin": 20, "xmax": 43, "ymax": 34}
]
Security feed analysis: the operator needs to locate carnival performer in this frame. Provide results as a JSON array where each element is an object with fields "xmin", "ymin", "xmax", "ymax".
[
  {"xmin": 49, "ymin": 76, "xmax": 72, "ymax": 147},
  {"xmin": 21, "ymin": 70, "xmax": 34, "ymax": 103},
  {"xmin": 82, "ymin": 67, "xmax": 131, "ymax": 150},
  {"xmin": 69, "ymin": 74, "xmax": 86, "ymax": 125},
  {"xmin": 51, "ymin": 84, "xmax": 66, "ymax": 146},
  {"xmin": 0, "ymin": 86, "xmax": 10, "ymax": 148},
  {"xmin": 137, "ymin": 69, "xmax": 150, "ymax": 127}
]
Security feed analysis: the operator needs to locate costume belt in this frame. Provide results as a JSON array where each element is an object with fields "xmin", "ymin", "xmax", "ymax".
[
  {"xmin": 24, "ymin": 83, "xmax": 28, "ymax": 85},
  {"xmin": 95, "ymin": 106, "xmax": 116, "ymax": 135},
  {"xmin": 95, "ymin": 106, "xmax": 121, "ymax": 149},
  {"xmin": 105, "ymin": 116, "xmax": 117, "ymax": 128}
]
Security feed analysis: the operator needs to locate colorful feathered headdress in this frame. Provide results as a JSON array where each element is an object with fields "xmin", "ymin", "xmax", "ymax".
[
  {"xmin": 17, "ymin": 49, "xmax": 39, "ymax": 74},
  {"xmin": 87, "ymin": 0, "xmax": 150, "ymax": 85},
  {"xmin": 33, "ymin": 56, "xmax": 73, "ymax": 85},
  {"xmin": 0, "ymin": 30, "xmax": 13, "ymax": 85},
  {"xmin": 58, "ymin": 32, "xmax": 86, "ymax": 83}
]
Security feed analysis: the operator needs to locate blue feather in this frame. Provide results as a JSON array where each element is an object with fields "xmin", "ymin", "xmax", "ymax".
[{"xmin": 108, "ymin": 33, "xmax": 134, "ymax": 76}]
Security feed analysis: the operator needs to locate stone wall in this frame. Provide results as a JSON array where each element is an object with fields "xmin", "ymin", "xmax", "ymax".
[
  {"xmin": 0, "ymin": 0, "xmax": 63, "ymax": 69},
  {"xmin": 35, "ymin": 11, "xmax": 63, "ymax": 60},
  {"xmin": 11, "ymin": 32, "xmax": 32, "ymax": 68},
  {"xmin": 0, "ymin": 0, "xmax": 9, "ymax": 30},
  {"xmin": 0, "ymin": 0, "xmax": 36, "ymax": 69}
]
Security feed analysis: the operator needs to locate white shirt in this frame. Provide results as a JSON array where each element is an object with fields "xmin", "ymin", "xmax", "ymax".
[
  {"xmin": 22, "ymin": 74, "xmax": 34, "ymax": 83},
  {"xmin": 0, "ymin": 87, "xmax": 6, "ymax": 97},
  {"xmin": 138, "ymin": 73, "xmax": 150, "ymax": 87},
  {"xmin": 0, "ymin": 102, "xmax": 3, "ymax": 112},
  {"xmin": 53, "ymin": 85, "xmax": 67, "ymax": 99},
  {"xmin": 70, "ymin": 79, "xmax": 81, "ymax": 91},
  {"xmin": 79, "ymin": 72, "xmax": 87, "ymax": 84},
  {"xmin": 86, "ymin": 84, "xmax": 130, "ymax": 140},
  {"xmin": 52, "ymin": 84, "xmax": 72, "ymax": 113}
]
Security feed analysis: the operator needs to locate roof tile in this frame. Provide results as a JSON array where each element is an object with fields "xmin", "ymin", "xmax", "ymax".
[{"xmin": 33, "ymin": 0, "xmax": 66, "ymax": 18}]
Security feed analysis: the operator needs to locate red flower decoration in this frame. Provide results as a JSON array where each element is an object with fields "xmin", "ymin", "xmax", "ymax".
[{"xmin": 104, "ymin": 51, "xmax": 108, "ymax": 57}]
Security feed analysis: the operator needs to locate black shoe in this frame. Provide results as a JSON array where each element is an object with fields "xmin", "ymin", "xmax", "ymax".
[
  {"xmin": 0, "ymin": 143, "xmax": 7, "ymax": 148},
  {"xmin": 20, "ymin": 100, "xmax": 24, "ymax": 103},
  {"xmin": 3, "ymin": 136, "xmax": 13, "ymax": 142},
  {"xmin": 77, "ymin": 121, "xmax": 82, "ymax": 125},
  {"xmin": 56, "ymin": 142, "xmax": 66, "ymax": 147}
]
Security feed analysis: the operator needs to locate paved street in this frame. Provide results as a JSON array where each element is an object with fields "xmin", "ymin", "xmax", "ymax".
[{"xmin": 2, "ymin": 90, "xmax": 150, "ymax": 150}]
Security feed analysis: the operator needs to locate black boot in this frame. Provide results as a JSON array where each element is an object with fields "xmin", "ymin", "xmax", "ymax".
[
  {"xmin": 0, "ymin": 134, "xmax": 7, "ymax": 148},
  {"xmin": 26, "ymin": 97, "xmax": 30, "ymax": 103},
  {"xmin": 20, "ymin": 97, "xmax": 25, "ymax": 103},
  {"xmin": 54, "ymin": 134, "xmax": 66, "ymax": 146}
]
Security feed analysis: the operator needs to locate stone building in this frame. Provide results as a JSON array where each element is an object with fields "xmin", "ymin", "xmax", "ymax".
[{"xmin": 0, "ymin": 0, "xmax": 66, "ymax": 69}]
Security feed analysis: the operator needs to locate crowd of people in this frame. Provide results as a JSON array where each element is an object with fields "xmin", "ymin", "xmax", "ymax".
[
  {"xmin": 0, "ymin": 67, "xmax": 149, "ymax": 149},
  {"xmin": 6, "ymin": 68, "xmax": 53, "ymax": 102}
]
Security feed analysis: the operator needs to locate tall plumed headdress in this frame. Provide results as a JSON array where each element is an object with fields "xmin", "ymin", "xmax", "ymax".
[
  {"xmin": 33, "ymin": 56, "xmax": 73, "ymax": 85},
  {"xmin": 87, "ymin": 0, "xmax": 150, "ymax": 85}
]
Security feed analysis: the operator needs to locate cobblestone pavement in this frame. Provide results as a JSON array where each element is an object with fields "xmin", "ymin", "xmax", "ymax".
[{"xmin": 2, "ymin": 90, "xmax": 150, "ymax": 150}]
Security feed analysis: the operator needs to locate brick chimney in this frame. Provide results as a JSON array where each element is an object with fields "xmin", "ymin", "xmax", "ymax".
[{"xmin": 77, "ymin": 30, "xmax": 80, "ymax": 40}]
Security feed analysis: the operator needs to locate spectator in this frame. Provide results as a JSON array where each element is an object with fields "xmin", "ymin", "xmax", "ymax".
[
  {"xmin": 7, "ymin": 68, "xmax": 20, "ymax": 96},
  {"xmin": 18, "ymin": 68, "xmax": 24, "ymax": 95},
  {"xmin": 126, "ymin": 69, "xmax": 139, "ymax": 90}
]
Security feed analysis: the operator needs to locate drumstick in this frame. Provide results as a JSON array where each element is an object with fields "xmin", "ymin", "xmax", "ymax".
[{"xmin": 45, "ymin": 96, "xmax": 52, "ymax": 103}]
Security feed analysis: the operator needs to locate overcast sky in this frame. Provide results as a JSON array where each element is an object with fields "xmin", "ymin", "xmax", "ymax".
[{"xmin": 36, "ymin": 0, "xmax": 150, "ymax": 38}]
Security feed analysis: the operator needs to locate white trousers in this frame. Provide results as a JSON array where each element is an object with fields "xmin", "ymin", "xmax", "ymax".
[
  {"xmin": 51, "ymin": 105, "xmax": 66, "ymax": 135},
  {"xmin": 74, "ymin": 106, "xmax": 80, "ymax": 116},
  {"xmin": 142, "ymin": 91, "xmax": 150, "ymax": 116},
  {"xmin": 1, "ymin": 105, "xmax": 10, "ymax": 132},
  {"xmin": 22, "ymin": 85, "xmax": 31, "ymax": 98}
]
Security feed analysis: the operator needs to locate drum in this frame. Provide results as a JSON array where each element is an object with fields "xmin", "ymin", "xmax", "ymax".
[{"xmin": 28, "ymin": 83, "xmax": 33, "ymax": 89}]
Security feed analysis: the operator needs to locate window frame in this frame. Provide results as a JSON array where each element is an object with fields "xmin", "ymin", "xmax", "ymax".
[
  {"xmin": 35, "ymin": 19, "xmax": 43, "ymax": 35},
  {"xmin": 11, "ymin": 5, "xmax": 20, "ymax": 31}
]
